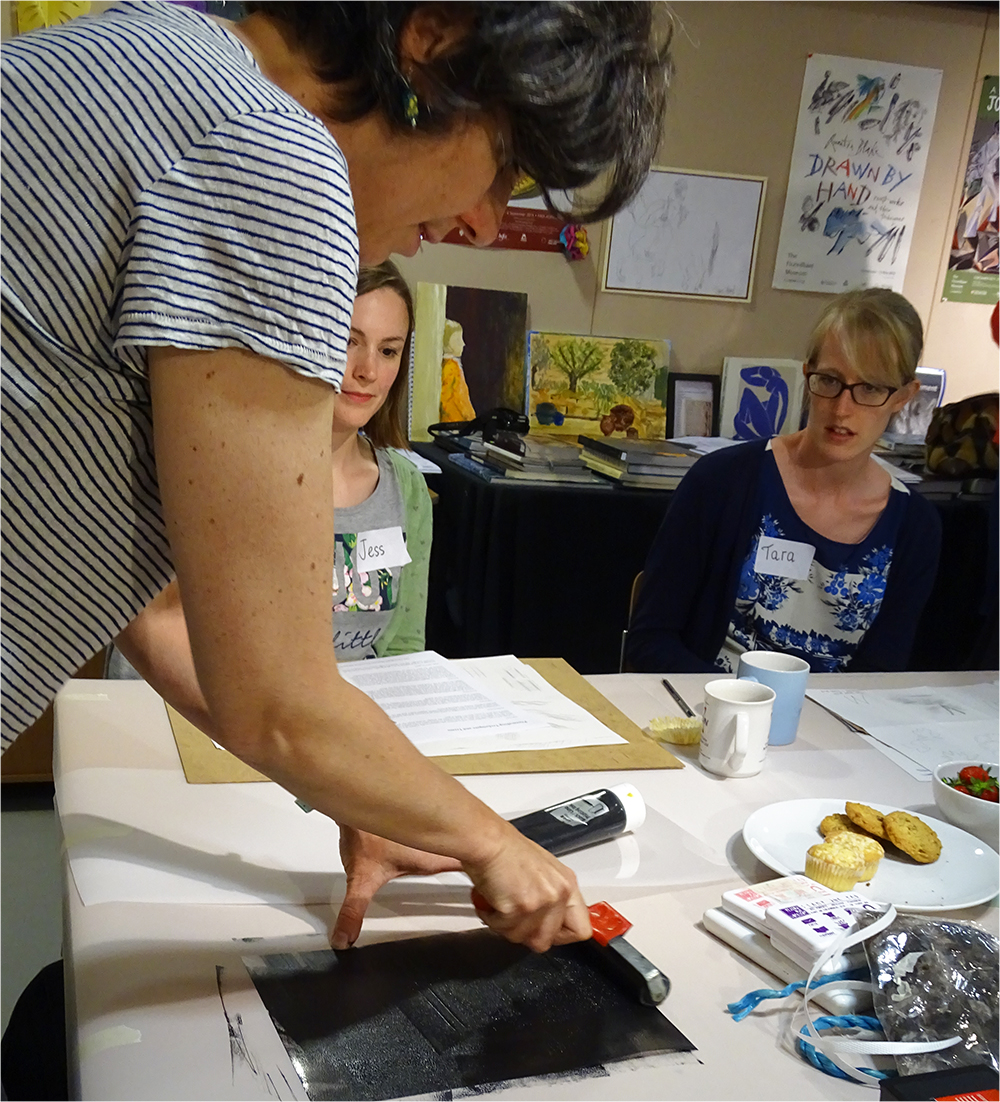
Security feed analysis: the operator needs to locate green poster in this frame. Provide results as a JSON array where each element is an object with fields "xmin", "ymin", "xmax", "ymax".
[{"xmin": 942, "ymin": 75, "xmax": 998, "ymax": 303}]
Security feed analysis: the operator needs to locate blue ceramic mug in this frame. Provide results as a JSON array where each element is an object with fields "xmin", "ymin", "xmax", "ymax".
[{"xmin": 737, "ymin": 651, "xmax": 810, "ymax": 745}]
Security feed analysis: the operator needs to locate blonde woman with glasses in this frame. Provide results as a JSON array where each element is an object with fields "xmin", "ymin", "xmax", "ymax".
[{"xmin": 628, "ymin": 288, "xmax": 941, "ymax": 674}]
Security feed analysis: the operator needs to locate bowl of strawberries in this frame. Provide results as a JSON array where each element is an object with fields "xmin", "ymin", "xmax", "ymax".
[{"xmin": 932, "ymin": 761, "xmax": 999, "ymax": 851}]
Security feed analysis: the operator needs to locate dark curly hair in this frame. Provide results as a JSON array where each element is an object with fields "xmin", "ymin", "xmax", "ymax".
[{"xmin": 245, "ymin": 2, "xmax": 672, "ymax": 222}]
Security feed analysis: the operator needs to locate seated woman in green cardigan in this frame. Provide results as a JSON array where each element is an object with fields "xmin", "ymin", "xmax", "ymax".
[{"xmin": 114, "ymin": 261, "xmax": 432, "ymax": 721}]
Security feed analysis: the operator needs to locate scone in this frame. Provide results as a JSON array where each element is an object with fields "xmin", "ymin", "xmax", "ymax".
[
  {"xmin": 646, "ymin": 715, "xmax": 702, "ymax": 746},
  {"xmin": 820, "ymin": 812, "xmax": 865, "ymax": 838},
  {"xmin": 832, "ymin": 832, "xmax": 884, "ymax": 881},
  {"xmin": 883, "ymin": 811, "xmax": 942, "ymax": 864},
  {"xmin": 845, "ymin": 801, "xmax": 888, "ymax": 840},
  {"xmin": 805, "ymin": 836, "xmax": 866, "ymax": 891}
]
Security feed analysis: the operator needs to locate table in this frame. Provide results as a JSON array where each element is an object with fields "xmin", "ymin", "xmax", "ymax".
[
  {"xmin": 414, "ymin": 442, "xmax": 998, "ymax": 675},
  {"xmin": 54, "ymin": 671, "xmax": 998, "ymax": 1101}
]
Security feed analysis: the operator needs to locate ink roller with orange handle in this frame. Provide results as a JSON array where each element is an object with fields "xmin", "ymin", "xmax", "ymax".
[{"xmin": 470, "ymin": 783, "xmax": 670, "ymax": 1006}]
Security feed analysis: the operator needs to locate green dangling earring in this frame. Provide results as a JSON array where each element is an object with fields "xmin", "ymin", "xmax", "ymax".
[{"xmin": 403, "ymin": 85, "xmax": 419, "ymax": 128}]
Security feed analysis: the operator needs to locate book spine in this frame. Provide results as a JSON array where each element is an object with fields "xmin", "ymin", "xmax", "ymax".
[{"xmin": 447, "ymin": 453, "xmax": 496, "ymax": 482}]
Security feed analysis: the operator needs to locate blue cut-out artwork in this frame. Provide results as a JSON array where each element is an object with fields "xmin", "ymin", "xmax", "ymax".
[{"xmin": 733, "ymin": 365, "xmax": 790, "ymax": 440}]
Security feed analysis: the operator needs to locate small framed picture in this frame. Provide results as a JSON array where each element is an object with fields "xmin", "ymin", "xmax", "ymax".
[
  {"xmin": 886, "ymin": 367, "xmax": 947, "ymax": 440},
  {"xmin": 719, "ymin": 357, "xmax": 805, "ymax": 440},
  {"xmin": 666, "ymin": 373, "xmax": 720, "ymax": 438}
]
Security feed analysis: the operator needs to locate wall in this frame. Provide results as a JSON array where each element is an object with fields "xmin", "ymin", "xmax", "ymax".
[
  {"xmin": 395, "ymin": 2, "xmax": 997, "ymax": 402},
  {"xmin": 2, "ymin": 2, "xmax": 994, "ymax": 397}
]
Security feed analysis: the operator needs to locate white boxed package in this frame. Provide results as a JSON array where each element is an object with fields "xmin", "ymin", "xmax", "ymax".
[
  {"xmin": 721, "ymin": 875, "xmax": 835, "ymax": 935},
  {"xmin": 765, "ymin": 891, "xmax": 880, "ymax": 972}
]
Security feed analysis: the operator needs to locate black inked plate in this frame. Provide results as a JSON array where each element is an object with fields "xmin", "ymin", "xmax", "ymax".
[{"xmin": 245, "ymin": 928, "xmax": 694, "ymax": 1100}]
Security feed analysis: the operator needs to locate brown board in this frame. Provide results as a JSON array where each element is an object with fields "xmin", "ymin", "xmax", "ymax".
[{"xmin": 168, "ymin": 657, "xmax": 682, "ymax": 784}]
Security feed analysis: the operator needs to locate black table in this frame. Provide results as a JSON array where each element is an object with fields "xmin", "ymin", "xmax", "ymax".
[
  {"xmin": 415, "ymin": 443, "xmax": 673, "ymax": 673},
  {"xmin": 415, "ymin": 443, "xmax": 997, "ymax": 675}
]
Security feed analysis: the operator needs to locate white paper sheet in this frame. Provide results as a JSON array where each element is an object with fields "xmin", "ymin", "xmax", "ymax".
[
  {"xmin": 451, "ymin": 655, "xmax": 627, "ymax": 752},
  {"xmin": 336, "ymin": 651, "xmax": 537, "ymax": 745},
  {"xmin": 806, "ymin": 682, "xmax": 999, "ymax": 780},
  {"xmin": 338, "ymin": 651, "xmax": 626, "ymax": 756},
  {"xmin": 668, "ymin": 436, "xmax": 741, "ymax": 455}
]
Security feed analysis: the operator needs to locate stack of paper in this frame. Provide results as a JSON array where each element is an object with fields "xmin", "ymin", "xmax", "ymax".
[{"xmin": 338, "ymin": 651, "xmax": 627, "ymax": 757}]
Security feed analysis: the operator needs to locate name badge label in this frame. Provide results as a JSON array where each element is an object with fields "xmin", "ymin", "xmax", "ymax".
[
  {"xmin": 354, "ymin": 526, "xmax": 411, "ymax": 572},
  {"xmin": 754, "ymin": 536, "xmax": 815, "ymax": 580}
]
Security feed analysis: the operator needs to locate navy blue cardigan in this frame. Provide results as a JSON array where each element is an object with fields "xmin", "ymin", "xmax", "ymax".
[{"xmin": 626, "ymin": 439, "xmax": 942, "ymax": 673}]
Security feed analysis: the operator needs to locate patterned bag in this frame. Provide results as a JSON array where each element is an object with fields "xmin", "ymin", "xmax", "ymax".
[{"xmin": 924, "ymin": 392, "xmax": 999, "ymax": 478}]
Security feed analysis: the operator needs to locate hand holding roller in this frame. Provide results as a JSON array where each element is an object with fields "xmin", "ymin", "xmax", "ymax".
[{"xmin": 469, "ymin": 783, "xmax": 670, "ymax": 1006}]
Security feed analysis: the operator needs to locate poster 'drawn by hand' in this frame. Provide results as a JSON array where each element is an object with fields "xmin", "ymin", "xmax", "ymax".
[{"xmin": 773, "ymin": 53, "xmax": 942, "ymax": 295}]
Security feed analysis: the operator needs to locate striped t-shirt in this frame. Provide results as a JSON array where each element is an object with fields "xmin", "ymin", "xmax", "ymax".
[{"xmin": 1, "ymin": 2, "xmax": 358, "ymax": 745}]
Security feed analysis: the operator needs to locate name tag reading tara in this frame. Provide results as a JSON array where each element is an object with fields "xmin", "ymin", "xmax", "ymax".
[
  {"xmin": 354, "ymin": 526, "xmax": 411, "ymax": 572},
  {"xmin": 754, "ymin": 536, "xmax": 815, "ymax": 580}
]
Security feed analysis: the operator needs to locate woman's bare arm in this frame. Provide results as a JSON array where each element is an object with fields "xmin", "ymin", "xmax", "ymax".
[
  {"xmin": 148, "ymin": 345, "xmax": 590, "ymax": 952},
  {"xmin": 115, "ymin": 581, "xmax": 214, "ymax": 735}
]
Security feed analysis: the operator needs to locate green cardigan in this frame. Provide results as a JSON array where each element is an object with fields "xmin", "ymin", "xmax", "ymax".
[{"xmin": 372, "ymin": 448, "xmax": 434, "ymax": 658}]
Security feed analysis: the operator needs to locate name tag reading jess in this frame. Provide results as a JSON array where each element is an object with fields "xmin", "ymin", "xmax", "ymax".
[
  {"xmin": 354, "ymin": 526, "xmax": 411, "ymax": 572},
  {"xmin": 754, "ymin": 536, "xmax": 815, "ymax": 580}
]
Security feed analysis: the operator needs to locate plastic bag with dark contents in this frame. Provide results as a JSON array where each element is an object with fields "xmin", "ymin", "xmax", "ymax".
[{"xmin": 858, "ymin": 911, "xmax": 998, "ymax": 1076}]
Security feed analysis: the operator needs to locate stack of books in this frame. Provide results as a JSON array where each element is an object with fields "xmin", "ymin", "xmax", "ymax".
[
  {"xmin": 482, "ymin": 437, "xmax": 609, "ymax": 486},
  {"xmin": 577, "ymin": 436, "xmax": 700, "ymax": 489}
]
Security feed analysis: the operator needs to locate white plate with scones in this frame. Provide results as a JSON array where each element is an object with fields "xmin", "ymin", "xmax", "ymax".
[{"xmin": 742, "ymin": 798, "xmax": 999, "ymax": 911}]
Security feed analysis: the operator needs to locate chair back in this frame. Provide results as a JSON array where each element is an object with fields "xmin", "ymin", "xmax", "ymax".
[{"xmin": 618, "ymin": 570, "xmax": 645, "ymax": 673}]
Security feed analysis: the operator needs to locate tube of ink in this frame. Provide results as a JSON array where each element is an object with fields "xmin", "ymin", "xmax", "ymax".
[{"xmin": 508, "ymin": 783, "xmax": 645, "ymax": 856}]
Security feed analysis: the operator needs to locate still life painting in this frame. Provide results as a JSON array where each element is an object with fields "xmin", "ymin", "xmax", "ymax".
[
  {"xmin": 527, "ymin": 331, "xmax": 670, "ymax": 439},
  {"xmin": 719, "ymin": 357, "xmax": 805, "ymax": 440}
]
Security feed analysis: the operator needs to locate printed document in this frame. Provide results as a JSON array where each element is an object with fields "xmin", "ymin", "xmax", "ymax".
[{"xmin": 338, "ymin": 651, "xmax": 627, "ymax": 756}]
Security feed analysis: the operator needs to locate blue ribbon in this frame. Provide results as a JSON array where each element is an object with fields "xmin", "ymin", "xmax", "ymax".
[{"xmin": 726, "ymin": 968, "xmax": 868, "ymax": 1022}]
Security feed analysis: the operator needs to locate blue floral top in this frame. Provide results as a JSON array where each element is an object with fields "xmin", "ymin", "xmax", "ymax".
[{"xmin": 716, "ymin": 445, "xmax": 911, "ymax": 673}]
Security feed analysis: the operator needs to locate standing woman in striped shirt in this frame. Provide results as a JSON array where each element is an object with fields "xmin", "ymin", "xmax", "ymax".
[{"xmin": 1, "ymin": 1, "xmax": 671, "ymax": 951}]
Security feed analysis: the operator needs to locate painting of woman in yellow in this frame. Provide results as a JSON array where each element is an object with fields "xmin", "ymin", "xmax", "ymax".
[{"xmin": 439, "ymin": 318, "xmax": 477, "ymax": 422}]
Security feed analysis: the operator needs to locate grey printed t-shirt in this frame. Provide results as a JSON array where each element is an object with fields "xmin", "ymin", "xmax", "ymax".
[{"xmin": 332, "ymin": 448, "xmax": 407, "ymax": 660}]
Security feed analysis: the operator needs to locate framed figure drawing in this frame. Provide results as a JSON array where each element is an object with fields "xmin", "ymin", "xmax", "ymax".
[
  {"xmin": 666, "ymin": 374, "xmax": 720, "ymax": 438},
  {"xmin": 719, "ymin": 357, "xmax": 805, "ymax": 440},
  {"xmin": 602, "ymin": 167, "xmax": 767, "ymax": 302}
]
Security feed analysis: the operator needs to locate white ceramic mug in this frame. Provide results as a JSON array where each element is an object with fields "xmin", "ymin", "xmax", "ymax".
[
  {"xmin": 699, "ymin": 678, "xmax": 776, "ymax": 778},
  {"xmin": 737, "ymin": 650, "xmax": 810, "ymax": 746}
]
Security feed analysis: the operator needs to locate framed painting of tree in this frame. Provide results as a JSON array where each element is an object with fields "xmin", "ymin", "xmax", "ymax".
[{"xmin": 527, "ymin": 331, "xmax": 670, "ymax": 439}]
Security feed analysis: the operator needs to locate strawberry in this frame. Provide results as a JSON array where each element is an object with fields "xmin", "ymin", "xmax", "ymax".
[{"xmin": 945, "ymin": 765, "xmax": 998, "ymax": 800}]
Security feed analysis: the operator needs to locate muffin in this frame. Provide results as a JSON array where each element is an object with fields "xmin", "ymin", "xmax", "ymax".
[
  {"xmin": 805, "ymin": 836, "xmax": 867, "ymax": 891},
  {"xmin": 832, "ymin": 832, "xmax": 884, "ymax": 881},
  {"xmin": 646, "ymin": 715, "xmax": 702, "ymax": 746}
]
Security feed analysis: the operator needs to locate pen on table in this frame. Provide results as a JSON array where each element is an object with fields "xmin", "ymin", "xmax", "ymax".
[{"xmin": 661, "ymin": 678, "xmax": 696, "ymax": 719}]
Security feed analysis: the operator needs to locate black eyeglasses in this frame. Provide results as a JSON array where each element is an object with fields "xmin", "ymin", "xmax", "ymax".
[{"xmin": 806, "ymin": 372, "xmax": 897, "ymax": 408}]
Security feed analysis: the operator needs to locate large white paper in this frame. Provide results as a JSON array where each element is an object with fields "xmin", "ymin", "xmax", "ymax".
[
  {"xmin": 806, "ymin": 682, "xmax": 999, "ymax": 780},
  {"xmin": 773, "ymin": 53, "xmax": 942, "ymax": 294},
  {"xmin": 337, "ymin": 651, "xmax": 626, "ymax": 757}
]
